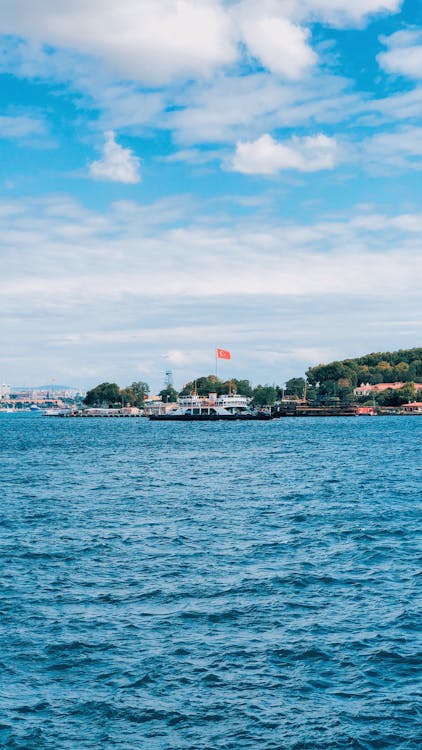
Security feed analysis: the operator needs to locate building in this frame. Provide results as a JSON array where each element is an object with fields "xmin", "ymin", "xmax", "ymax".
[
  {"xmin": 354, "ymin": 382, "xmax": 422, "ymax": 397},
  {"xmin": 401, "ymin": 402, "xmax": 422, "ymax": 413},
  {"xmin": 355, "ymin": 406, "xmax": 376, "ymax": 415}
]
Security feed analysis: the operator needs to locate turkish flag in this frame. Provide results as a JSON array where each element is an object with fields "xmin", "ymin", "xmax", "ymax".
[{"xmin": 217, "ymin": 348, "xmax": 231, "ymax": 360}]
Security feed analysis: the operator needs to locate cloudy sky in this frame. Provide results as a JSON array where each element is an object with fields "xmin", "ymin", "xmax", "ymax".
[{"xmin": 1, "ymin": 0, "xmax": 421, "ymax": 390}]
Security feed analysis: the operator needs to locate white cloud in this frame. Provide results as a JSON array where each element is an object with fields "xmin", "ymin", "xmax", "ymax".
[
  {"xmin": 0, "ymin": 0, "xmax": 402, "ymax": 95},
  {"xmin": 162, "ymin": 350, "xmax": 193, "ymax": 366},
  {"xmin": 230, "ymin": 133, "xmax": 339, "ymax": 174},
  {"xmin": 363, "ymin": 125, "xmax": 422, "ymax": 170},
  {"xmin": 2, "ymin": 194, "xmax": 420, "ymax": 303},
  {"xmin": 0, "ymin": 114, "xmax": 47, "ymax": 139},
  {"xmin": 372, "ymin": 86, "xmax": 422, "ymax": 121},
  {"xmin": 1, "ymin": 194, "xmax": 420, "ymax": 388},
  {"xmin": 161, "ymin": 148, "xmax": 223, "ymax": 165},
  {"xmin": 169, "ymin": 72, "xmax": 361, "ymax": 144},
  {"xmin": 0, "ymin": 2, "xmax": 388, "ymax": 147},
  {"xmin": 0, "ymin": 0, "xmax": 237, "ymax": 85},
  {"xmin": 236, "ymin": 3, "xmax": 316, "ymax": 79},
  {"xmin": 89, "ymin": 131, "xmax": 141, "ymax": 184},
  {"xmin": 378, "ymin": 30, "xmax": 422, "ymax": 79},
  {"xmin": 288, "ymin": 0, "xmax": 402, "ymax": 26}
]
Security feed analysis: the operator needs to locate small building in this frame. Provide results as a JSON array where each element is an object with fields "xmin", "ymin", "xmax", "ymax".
[
  {"xmin": 401, "ymin": 402, "xmax": 422, "ymax": 413},
  {"xmin": 355, "ymin": 406, "xmax": 376, "ymax": 415}
]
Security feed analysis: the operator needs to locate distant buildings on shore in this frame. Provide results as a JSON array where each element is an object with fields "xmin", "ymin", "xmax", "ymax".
[
  {"xmin": 0, "ymin": 384, "xmax": 10, "ymax": 400},
  {"xmin": 0, "ymin": 385, "xmax": 86, "ymax": 410}
]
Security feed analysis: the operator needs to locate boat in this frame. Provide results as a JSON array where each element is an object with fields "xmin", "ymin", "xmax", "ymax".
[
  {"xmin": 43, "ymin": 408, "xmax": 71, "ymax": 417},
  {"xmin": 148, "ymin": 392, "xmax": 273, "ymax": 421}
]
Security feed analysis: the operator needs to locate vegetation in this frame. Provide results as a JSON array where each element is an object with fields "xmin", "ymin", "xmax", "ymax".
[
  {"xmin": 179, "ymin": 375, "xmax": 275, "ymax": 406},
  {"xmin": 84, "ymin": 348, "xmax": 421, "ymax": 410},
  {"xmin": 179, "ymin": 375, "xmax": 253, "ymax": 398},
  {"xmin": 129, "ymin": 381, "xmax": 150, "ymax": 406},
  {"xmin": 284, "ymin": 377, "xmax": 306, "ymax": 398},
  {"xmin": 158, "ymin": 386, "xmax": 179, "ymax": 403},
  {"xmin": 306, "ymin": 348, "xmax": 422, "ymax": 402},
  {"xmin": 84, "ymin": 380, "xmax": 149, "ymax": 407},
  {"xmin": 375, "ymin": 383, "xmax": 417, "ymax": 406},
  {"xmin": 251, "ymin": 385, "xmax": 277, "ymax": 407},
  {"xmin": 84, "ymin": 382, "xmax": 121, "ymax": 406}
]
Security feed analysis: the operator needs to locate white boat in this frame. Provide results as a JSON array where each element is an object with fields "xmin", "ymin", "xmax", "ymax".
[{"xmin": 149, "ymin": 392, "xmax": 272, "ymax": 421}]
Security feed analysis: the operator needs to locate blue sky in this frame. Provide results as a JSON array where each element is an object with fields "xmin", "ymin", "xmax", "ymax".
[{"xmin": 1, "ymin": 0, "xmax": 421, "ymax": 390}]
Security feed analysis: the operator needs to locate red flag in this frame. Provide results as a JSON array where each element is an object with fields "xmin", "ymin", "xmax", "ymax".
[{"xmin": 217, "ymin": 348, "xmax": 231, "ymax": 360}]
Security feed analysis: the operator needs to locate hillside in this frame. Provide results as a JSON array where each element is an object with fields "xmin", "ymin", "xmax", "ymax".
[{"xmin": 306, "ymin": 348, "xmax": 422, "ymax": 397}]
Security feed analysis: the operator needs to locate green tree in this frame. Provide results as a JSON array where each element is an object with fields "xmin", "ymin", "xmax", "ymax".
[
  {"xmin": 408, "ymin": 359, "xmax": 421, "ymax": 380},
  {"xmin": 285, "ymin": 377, "xmax": 306, "ymax": 398},
  {"xmin": 220, "ymin": 379, "xmax": 254, "ymax": 397},
  {"xmin": 306, "ymin": 348, "xmax": 422, "ymax": 392},
  {"xmin": 305, "ymin": 385, "xmax": 317, "ymax": 402},
  {"xmin": 130, "ymin": 381, "xmax": 150, "ymax": 407},
  {"xmin": 120, "ymin": 387, "xmax": 136, "ymax": 406},
  {"xmin": 84, "ymin": 382, "xmax": 121, "ymax": 406},
  {"xmin": 252, "ymin": 385, "xmax": 277, "ymax": 407},
  {"xmin": 158, "ymin": 386, "xmax": 179, "ymax": 403},
  {"xmin": 397, "ymin": 382, "xmax": 416, "ymax": 404},
  {"xmin": 376, "ymin": 382, "xmax": 416, "ymax": 406},
  {"xmin": 180, "ymin": 375, "xmax": 220, "ymax": 397}
]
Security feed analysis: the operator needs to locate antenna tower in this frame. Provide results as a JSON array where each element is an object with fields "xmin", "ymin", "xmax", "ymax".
[{"xmin": 164, "ymin": 370, "xmax": 173, "ymax": 388}]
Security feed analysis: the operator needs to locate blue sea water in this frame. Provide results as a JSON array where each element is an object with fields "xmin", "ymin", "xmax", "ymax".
[{"xmin": 0, "ymin": 414, "xmax": 421, "ymax": 750}]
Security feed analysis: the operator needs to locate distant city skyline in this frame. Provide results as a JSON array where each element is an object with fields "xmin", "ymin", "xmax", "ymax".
[{"xmin": 1, "ymin": 1, "xmax": 421, "ymax": 391}]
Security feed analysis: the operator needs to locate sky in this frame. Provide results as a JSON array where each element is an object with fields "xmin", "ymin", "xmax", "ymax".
[{"xmin": 1, "ymin": 0, "xmax": 421, "ymax": 391}]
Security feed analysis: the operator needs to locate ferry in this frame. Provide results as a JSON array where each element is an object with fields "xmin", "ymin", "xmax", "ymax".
[{"xmin": 148, "ymin": 392, "xmax": 272, "ymax": 421}]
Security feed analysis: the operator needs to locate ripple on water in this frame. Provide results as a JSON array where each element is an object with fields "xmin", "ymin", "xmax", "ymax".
[{"xmin": 0, "ymin": 414, "xmax": 420, "ymax": 749}]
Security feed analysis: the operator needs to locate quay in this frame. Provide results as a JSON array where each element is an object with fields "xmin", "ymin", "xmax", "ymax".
[{"xmin": 45, "ymin": 407, "xmax": 142, "ymax": 418}]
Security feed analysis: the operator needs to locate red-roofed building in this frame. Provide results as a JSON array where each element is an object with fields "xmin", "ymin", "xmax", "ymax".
[
  {"xmin": 401, "ymin": 402, "xmax": 422, "ymax": 413},
  {"xmin": 354, "ymin": 382, "xmax": 422, "ymax": 397}
]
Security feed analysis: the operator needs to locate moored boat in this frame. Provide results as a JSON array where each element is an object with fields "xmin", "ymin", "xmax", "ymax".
[{"xmin": 149, "ymin": 392, "xmax": 273, "ymax": 421}]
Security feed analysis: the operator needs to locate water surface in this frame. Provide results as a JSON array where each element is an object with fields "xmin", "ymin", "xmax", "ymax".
[{"xmin": 0, "ymin": 414, "xmax": 420, "ymax": 749}]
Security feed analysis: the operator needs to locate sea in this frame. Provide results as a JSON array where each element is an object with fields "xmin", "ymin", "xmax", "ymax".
[{"xmin": 0, "ymin": 413, "xmax": 420, "ymax": 750}]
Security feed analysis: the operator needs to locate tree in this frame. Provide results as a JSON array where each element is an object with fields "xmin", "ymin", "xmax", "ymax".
[
  {"xmin": 397, "ymin": 382, "xmax": 416, "ymax": 404},
  {"xmin": 376, "ymin": 382, "xmax": 416, "ymax": 407},
  {"xmin": 84, "ymin": 382, "xmax": 121, "ymax": 406},
  {"xmin": 221, "ymin": 379, "xmax": 254, "ymax": 397},
  {"xmin": 180, "ymin": 375, "xmax": 254, "ymax": 398},
  {"xmin": 307, "ymin": 348, "xmax": 422, "ymax": 392},
  {"xmin": 252, "ymin": 385, "xmax": 277, "ymax": 407},
  {"xmin": 120, "ymin": 387, "xmax": 136, "ymax": 406},
  {"xmin": 305, "ymin": 385, "xmax": 317, "ymax": 402},
  {"xmin": 179, "ymin": 375, "xmax": 220, "ymax": 397},
  {"xmin": 408, "ymin": 359, "xmax": 422, "ymax": 381},
  {"xmin": 285, "ymin": 377, "xmax": 306, "ymax": 398},
  {"xmin": 130, "ymin": 381, "xmax": 150, "ymax": 407},
  {"xmin": 158, "ymin": 386, "xmax": 178, "ymax": 403}
]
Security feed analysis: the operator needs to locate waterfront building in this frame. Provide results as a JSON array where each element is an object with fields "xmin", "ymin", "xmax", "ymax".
[{"xmin": 401, "ymin": 402, "xmax": 422, "ymax": 413}]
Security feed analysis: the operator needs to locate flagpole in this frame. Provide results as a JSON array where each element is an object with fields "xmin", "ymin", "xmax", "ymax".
[{"xmin": 215, "ymin": 347, "xmax": 218, "ymax": 379}]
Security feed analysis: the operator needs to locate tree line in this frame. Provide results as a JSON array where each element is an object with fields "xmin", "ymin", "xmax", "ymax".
[
  {"xmin": 84, "ymin": 348, "xmax": 422, "ymax": 408},
  {"xmin": 306, "ymin": 347, "xmax": 422, "ymax": 404},
  {"xmin": 84, "ymin": 381, "xmax": 150, "ymax": 407}
]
